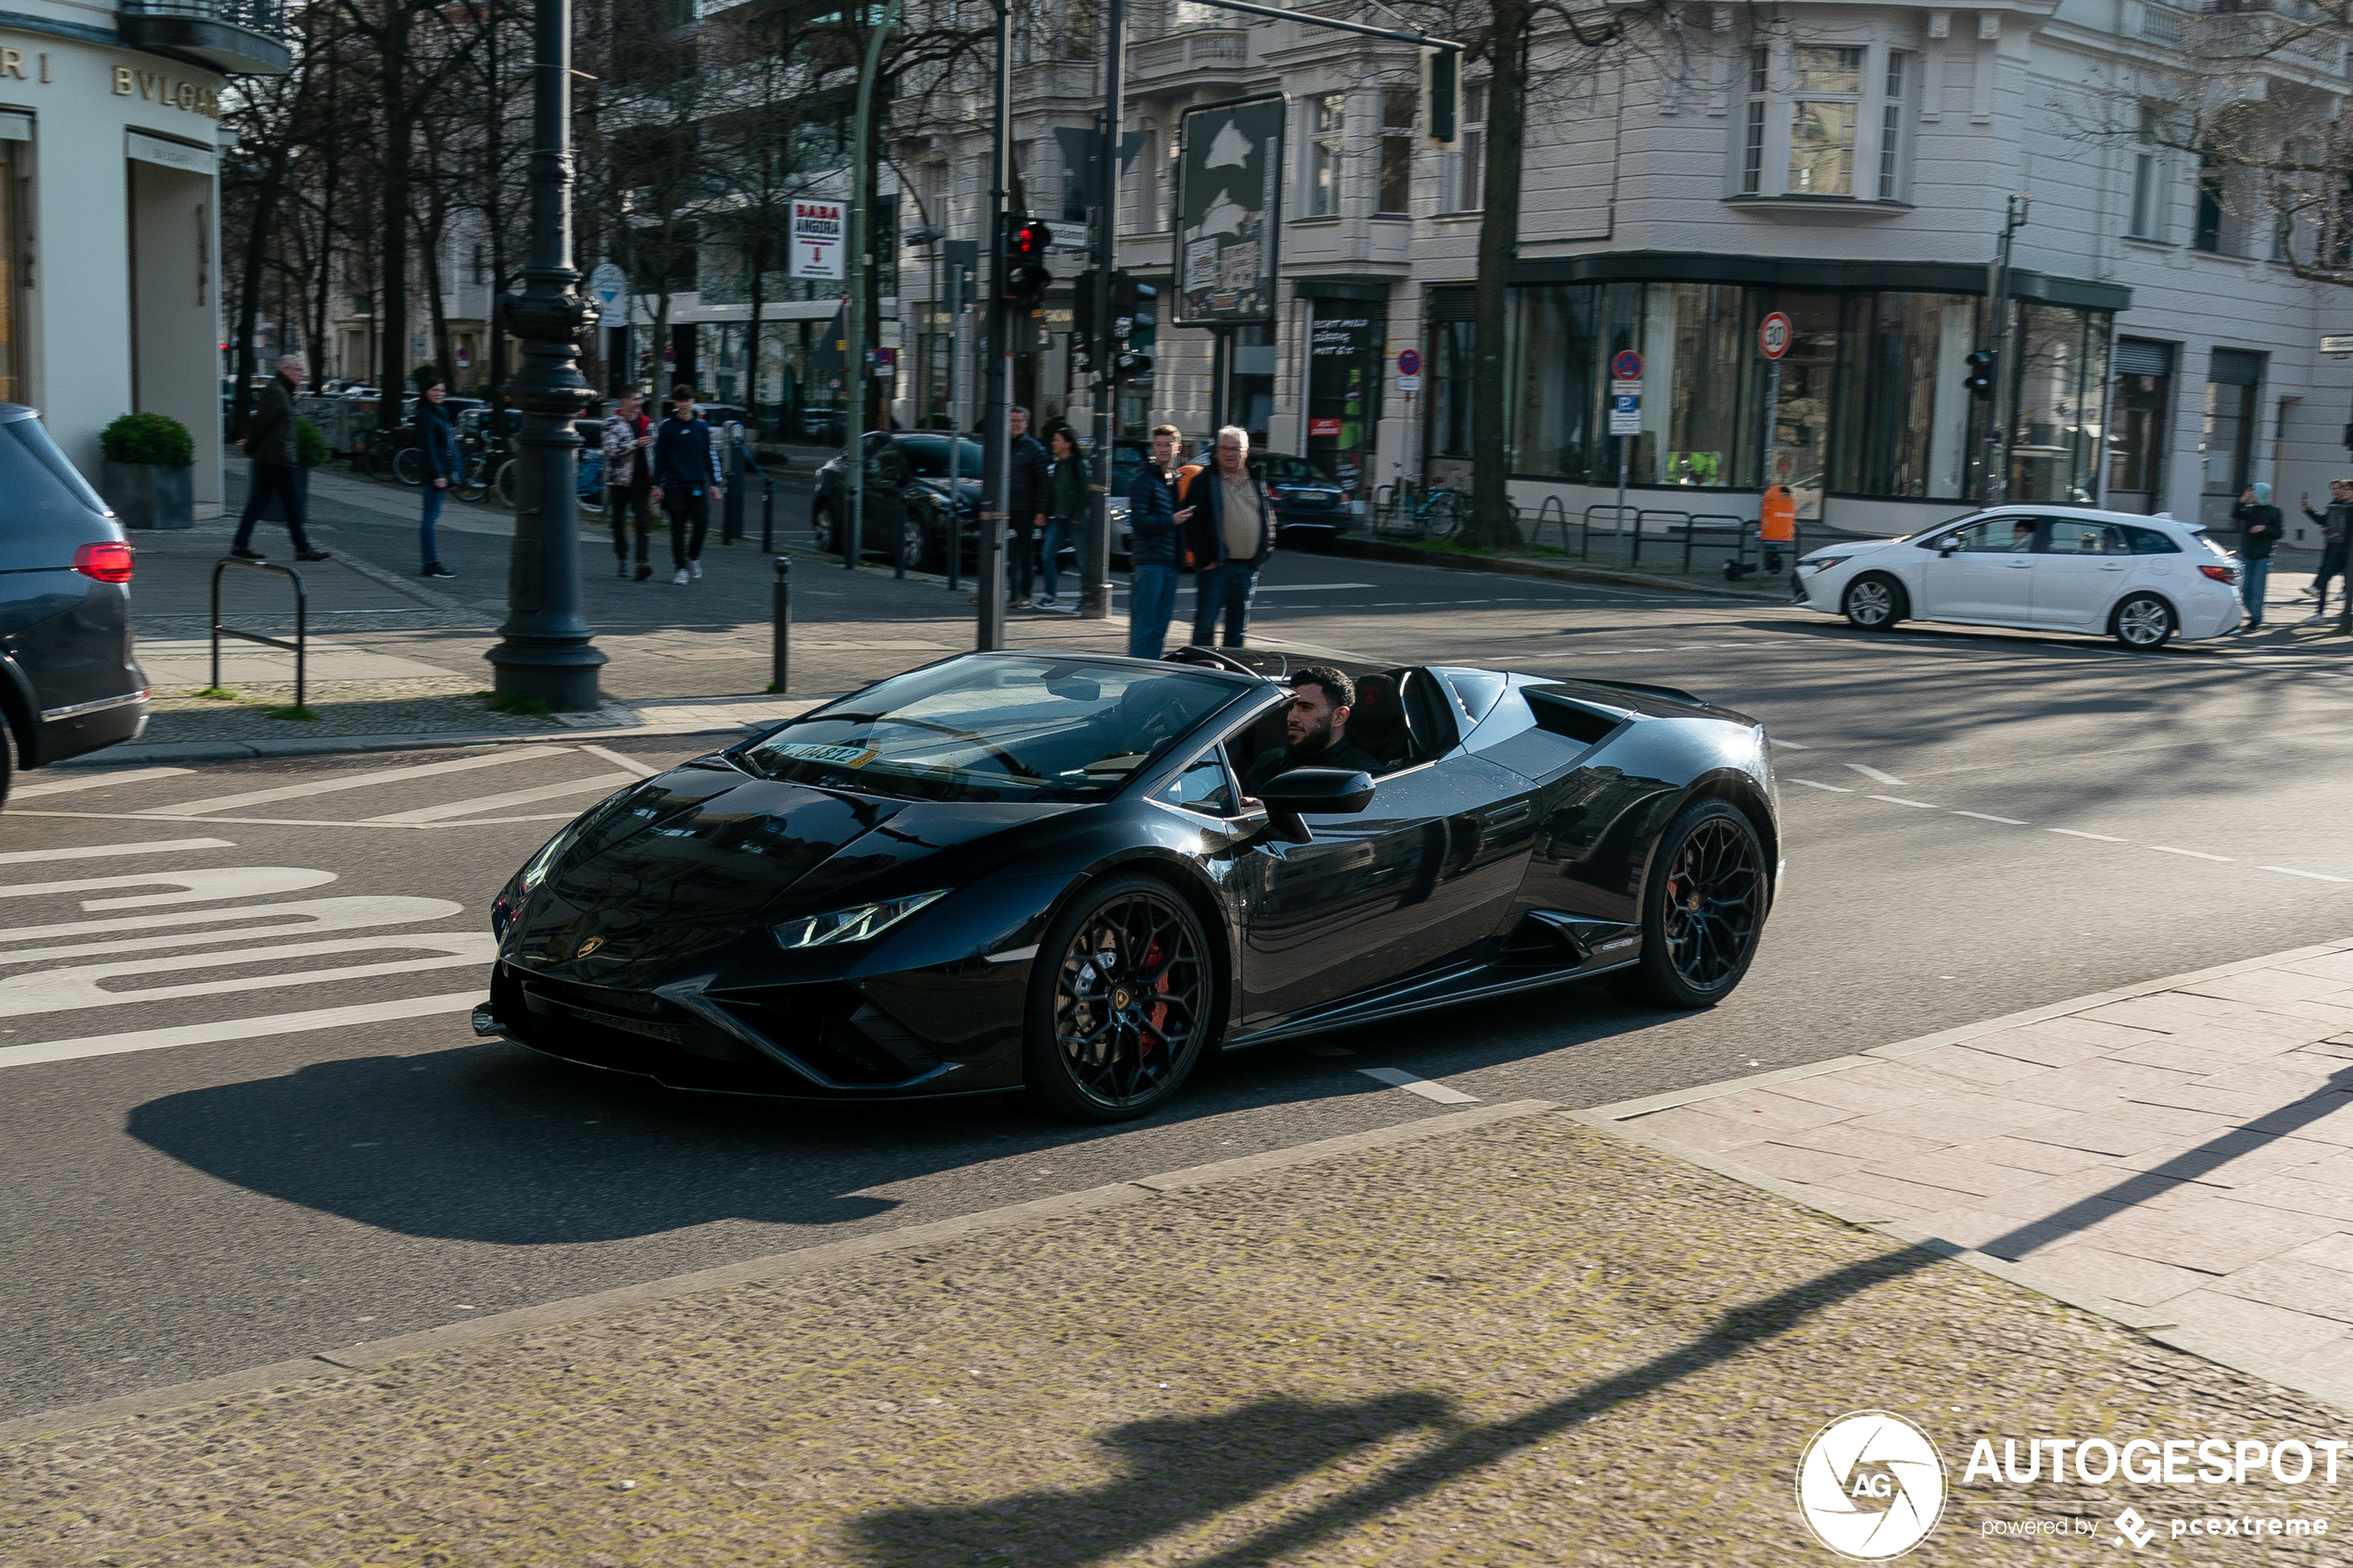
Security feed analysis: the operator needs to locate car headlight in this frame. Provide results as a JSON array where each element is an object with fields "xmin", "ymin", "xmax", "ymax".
[
  {"xmin": 494, "ymin": 822, "xmax": 582, "ymax": 938},
  {"xmin": 1803, "ymin": 555, "xmax": 1851, "ymax": 572},
  {"xmin": 772, "ymin": 889, "xmax": 950, "ymax": 949}
]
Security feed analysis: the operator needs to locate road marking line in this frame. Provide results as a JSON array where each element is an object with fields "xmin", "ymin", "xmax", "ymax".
[
  {"xmin": 0, "ymin": 897, "xmax": 463, "ymax": 966},
  {"xmin": 6, "ymin": 767, "xmax": 194, "ymax": 800},
  {"xmin": 2049, "ymin": 828, "xmax": 2127, "ymax": 842},
  {"xmin": 1843, "ymin": 763, "xmax": 1907, "ymax": 785},
  {"xmin": 579, "ymin": 745, "xmax": 660, "ymax": 779},
  {"xmin": 1358, "ymin": 1066, "xmax": 1479, "ymax": 1104},
  {"xmin": 1867, "ymin": 795, "xmax": 1941, "ymax": 809},
  {"xmin": 361, "ymin": 771, "xmax": 635, "ymax": 824},
  {"xmin": 0, "ymin": 991, "xmax": 484, "ymax": 1071},
  {"xmin": 2148, "ymin": 846, "xmax": 2233, "ymax": 861},
  {"xmin": 141, "ymin": 748, "xmax": 566, "ymax": 817},
  {"xmin": 2257, "ymin": 865, "xmax": 2351, "ymax": 883},
  {"xmin": 1788, "ymin": 779, "xmax": 1853, "ymax": 793},
  {"xmin": 428, "ymin": 812, "xmax": 588, "ymax": 826},
  {"xmin": 1768, "ymin": 738, "xmax": 1812, "ymax": 749},
  {"xmin": 1952, "ymin": 810, "xmax": 2028, "ymax": 825},
  {"xmin": 0, "ymin": 866, "xmax": 333, "ymax": 909},
  {"xmin": 6, "ymin": 809, "xmax": 443, "ymax": 831},
  {"xmin": 0, "ymin": 837, "xmax": 233, "ymax": 865},
  {"xmin": 0, "ymin": 933, "xmax": 494, "ymax": 1018}
]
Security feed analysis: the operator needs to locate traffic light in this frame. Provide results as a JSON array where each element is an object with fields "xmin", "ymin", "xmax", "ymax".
[
  {"xmin": 1001, "ymin": 216, "xmax": 1051, "ymax": 309},
  {"xmin": 1963, "ymin": 348, "xmax": 1997, "ymax": 400},
  {"xmin": 1110, "ymin": 270, "xmax": 1155, "ymax": 383}
]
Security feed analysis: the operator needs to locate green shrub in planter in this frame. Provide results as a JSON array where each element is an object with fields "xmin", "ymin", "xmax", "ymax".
[
  {"xmin": 295, "ymin": 417, "xmax": 329, "ymax": 468},
  {"xmin": 97, "ymin": 410, "xmax": 195, "ymax": 530},
  {"xmin": 100, "ymin": 411, "xmax": 195, "ymax": 469}
]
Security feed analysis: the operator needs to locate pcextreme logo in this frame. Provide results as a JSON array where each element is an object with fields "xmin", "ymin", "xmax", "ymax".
[{"xmin": 1795, "ymin": 1410, "xmax": 1949, "ymax": 1561}]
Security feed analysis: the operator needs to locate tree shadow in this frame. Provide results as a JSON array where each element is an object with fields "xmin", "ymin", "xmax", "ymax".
[
  {"xmin": 848, "ymin": 1245, "xmax": 1943, "ymax": 1568},
  {"xmin": 853, "ymin": 1390, "xmax": 1458, "ymax": 1567}
]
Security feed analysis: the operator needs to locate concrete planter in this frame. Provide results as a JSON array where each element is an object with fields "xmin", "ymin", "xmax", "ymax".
[
  {"xmin": 256, "ymin": 464, "xmax": 312, "ymax": 523},
  {"xmin": 100, "ymin": 460, "xmax": 195, "ymax": 531}
]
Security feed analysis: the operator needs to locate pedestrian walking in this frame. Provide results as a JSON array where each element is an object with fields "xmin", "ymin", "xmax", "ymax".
[
  {"xmin": 1006, "ymin": 406, "xmax": 1051, "ymax": 608},
  {"xmin": 2300, "ymin": 480, "xmax": 2351, "ymax": 621},
  {"xmin": 1125, "ymin": 423, "xmax": 1193, "ymax": 659},
  {"xmin": 231, "ymin": 352, "xmax": 330, "ymax": 563},
  {"xmin": 1182, "ymin": 425, "xmax": 1276, "ymax": 649},
  {"xmin": 1038, "ymin": 427, "xmax": 1088, "ymax": 608},
  {"xmin": 2233, "ymin": 483, "xmax": 2284, "ymax": 631},
  {"xmin": 414, "ymin": 376, "xmax": 460, "ymax": 579},
  {"xmin": 602, "ymin": 388, "xmax": 656, "ymax": 581},
  {"xmin": 649, "ymin": 383, "xmax": 723, "ymax": 585}
]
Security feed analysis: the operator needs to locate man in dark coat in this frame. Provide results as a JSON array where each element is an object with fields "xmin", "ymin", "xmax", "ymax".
[
  {"xmin": 1126, "ymin": 423, "xmax": 1193, "ymax": 659},
  {"xmin": 2232, "ymin": 483, "xmax": 2284, "ymax": 631},
  {"xmin": 650, "ymin": 383, "xmax": 724, "ymax": 584},
  {"xmin": 1242, "ymin": 666, "xmax": 1380, "ymax": 796},
  {"xmin": 232, "ymin": 353, "xmax": 329, "ymax": 562},
  {"xmin": 1006, "ymin": 405, "xmax": 1051, "ymax": 608}
]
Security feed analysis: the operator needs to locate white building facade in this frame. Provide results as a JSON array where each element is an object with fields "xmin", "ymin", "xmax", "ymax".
[
  {"xmin": 0, "ymin": 0, "xmax": 281, "ymax": 516},
  {"xmin": 896, "ymin": 0, "xmax": 2353, "ymax": 541}
]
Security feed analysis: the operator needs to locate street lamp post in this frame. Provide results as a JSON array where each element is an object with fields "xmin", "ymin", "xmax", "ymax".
[{"xmin": 487, "ymin": 0, "xmax": 605, "ymax": 711}]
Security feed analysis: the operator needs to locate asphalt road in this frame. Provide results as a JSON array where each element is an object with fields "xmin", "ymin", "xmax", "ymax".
[{"xmin": 5, "ymin": 540, "xmax": 2352, "ymax": 1424}]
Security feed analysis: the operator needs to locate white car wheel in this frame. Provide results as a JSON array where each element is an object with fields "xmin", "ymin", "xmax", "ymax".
[
  {"xmin": 2112, "ymin": 593, "xmax": 2175, "ymax": 650},
  {"xmin": 1841, "ymin": 574, "xmax": 1906, "ymax": 631}
]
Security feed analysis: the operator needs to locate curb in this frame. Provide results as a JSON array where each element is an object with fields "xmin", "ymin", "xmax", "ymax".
[{"xmin": 0, "ymin": 1099, "xmax": 1553, "ymax": 1447}]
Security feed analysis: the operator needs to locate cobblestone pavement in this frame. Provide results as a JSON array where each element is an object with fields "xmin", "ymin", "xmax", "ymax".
[
  {"xmin": 1611, "ymin": 940, "xmax": 2353, "ymax": 1402},
  {"xmin": 6, "ymin": 1110, "xmax": 2345, "ymax": 1566}
]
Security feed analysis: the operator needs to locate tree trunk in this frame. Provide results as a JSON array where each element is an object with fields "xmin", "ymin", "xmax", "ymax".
[
  {"xmin": 231, "ymin": 140, "xmax": 289, "ymax": 436},
  {"xmin": 378, "ymin": 14, "xmax": 414, "ymax": 405},
  {"xmin": 1463, "ymin": 0, "xmax": 1528, "ymax": 550}
]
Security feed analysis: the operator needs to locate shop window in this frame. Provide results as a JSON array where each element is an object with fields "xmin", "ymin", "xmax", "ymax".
[
  {"xmin": 1308, "ymin": 94, "xmax": 1344, "ymax": 217},
  {"xmin": 1642, "ymin": 282, "xmax": 1757, "ymax": 489},
  {"xmin": 1378, "ymin": 87, "xmax": 1416, "ymax": 215},
  {"xmin": 1427, "ymin": 312, "xmax": 1476, "ymax": 460},
  {"xmin": 1505, "ymin": 284, "xmax": 1599, "ymax": 482},
  {"xmin": 1831, "ymin": 292, "xmax": 1975, "ymax": 501},
  {"xmin": 2201, "ymin": 347, "xmax": 2263, "ymax": 524},
  {"xmin": 2007, "ymin": 301, "xmax": 2112, "ymax": 507},
  {"xmin": 2106, "ymin": 341, "xmax": 2173, "ymax": 514}
]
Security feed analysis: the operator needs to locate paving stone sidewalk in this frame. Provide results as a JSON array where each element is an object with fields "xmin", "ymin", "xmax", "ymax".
[
  {"xmin": 1609, "ymin": 938, "xmax": 2353, "ymax": 1399},
  {"xmin": 5, "ymin": 1099, "xmax": 2347, "ymax": 1565}
]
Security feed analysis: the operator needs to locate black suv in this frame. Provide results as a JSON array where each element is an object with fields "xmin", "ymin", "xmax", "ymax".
[{"xmin": 0, "ymin": 405, "xmax": 146, "ymax": 804}]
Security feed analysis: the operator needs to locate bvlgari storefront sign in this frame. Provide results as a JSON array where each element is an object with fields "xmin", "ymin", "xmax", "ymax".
[{"xmin": 113, "ymin": 67, "xmax": 220, "ymax": 118}]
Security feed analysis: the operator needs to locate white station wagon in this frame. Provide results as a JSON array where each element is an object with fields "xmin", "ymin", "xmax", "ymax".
[{"xmin": 1793, "ymin": 507, "xmax": 2245, "ymax": 650}]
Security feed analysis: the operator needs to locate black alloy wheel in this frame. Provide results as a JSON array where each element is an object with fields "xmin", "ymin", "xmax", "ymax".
[
  {"xmin": 2111, "ymin": 592, "xmax": 2176, "ymax": 651},
  {"xmin": 1026, "ymin": 875, "xmax": 1213, "ymax": 1122},
  {"xmin": 813, "ymin": 501, "xmax": 843, "ymax": 558},
  {"xmin": 900, "ymin": 512, "xmax": 929, "ymax": 572},
  {"xmin": 1617, "ymin": 798, "xmax": 1768, "ymax": 1009},
  {"xmin": 1842, "ymin": 573, "xmax": 1906, "ymax": 631}
]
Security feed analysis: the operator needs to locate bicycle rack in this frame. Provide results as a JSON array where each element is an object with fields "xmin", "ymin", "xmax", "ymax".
[
  {"xmin": 1672, "ymin": 512, "xmax": 1752, "ymax": 572},
  {"xmin": 211, "ymin": 557, "xmax": 308, "ymax": 711},
  {"xmin": 1531, "ymin": 495, "xmax": 1569, "ymax": 554},
  {"xmin": 1582, "ymin": 503, "xmax": 1634, "ymax": 562}
]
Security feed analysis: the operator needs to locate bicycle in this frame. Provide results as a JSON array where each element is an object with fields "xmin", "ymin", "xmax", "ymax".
[
  {"xmin": 491, "ymin": 446, "xmax": 606, "ymax": 514},
  {"xmin": 1380, "ymin": 480, "xmax": 1463, "ymax": 541}
]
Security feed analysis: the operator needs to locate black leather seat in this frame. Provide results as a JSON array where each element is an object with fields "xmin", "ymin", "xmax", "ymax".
[{"xmin": 1350, "ymin": 673, "xmax": 1412, "ymax": 771}]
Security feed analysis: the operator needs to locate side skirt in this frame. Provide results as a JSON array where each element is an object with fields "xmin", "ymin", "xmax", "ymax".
[{"xmin": 1226, "ymin": 951, "xmax": 1643, "ymax": 1051}]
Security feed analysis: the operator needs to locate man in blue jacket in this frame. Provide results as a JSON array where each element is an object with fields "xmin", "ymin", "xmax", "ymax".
[
  {"xmin": 649, "ymin": 383, "xmax": 724, "ymax": 585},
  {"xmin": 1126, "ymin": 423, "xmax": 1194, "ymax": 659},
  {"xmin": 1182, "ymin": 425, "xmax": 1275, "ymax": 648}
]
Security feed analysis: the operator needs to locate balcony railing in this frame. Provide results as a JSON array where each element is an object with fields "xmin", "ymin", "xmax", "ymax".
[{"xmin": 119, "ymin": 0, "xmax": 292, "ymax": 74}]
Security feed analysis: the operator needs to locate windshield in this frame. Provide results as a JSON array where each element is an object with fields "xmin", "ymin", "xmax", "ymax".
[
  {"xmin": 900, "ymin": 435, "xmax": 983, "ymax": 479},
  {"xmin": 738, "ymin": 656, "xmax": 1246, "ymax": 803}
]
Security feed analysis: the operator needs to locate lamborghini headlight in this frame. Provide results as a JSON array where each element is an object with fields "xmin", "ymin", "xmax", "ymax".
[{"xmin": 772, "ymin": 889, "xmax": 950, "ymax": 949}]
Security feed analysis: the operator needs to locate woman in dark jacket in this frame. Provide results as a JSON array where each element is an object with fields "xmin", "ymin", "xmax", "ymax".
[
  {"xmin": 416, "ymin": 377, "xmax": 462, "ymax": 580},
  {"xmin": 1039, "ymin": 428, "xmax": 1089, "ymax": 608}
]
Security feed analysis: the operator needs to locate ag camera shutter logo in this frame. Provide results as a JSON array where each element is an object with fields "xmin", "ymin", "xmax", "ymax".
[{"xmin": 1795, "ymin": 1411, "xmax": 1947, "ymax": 1560}]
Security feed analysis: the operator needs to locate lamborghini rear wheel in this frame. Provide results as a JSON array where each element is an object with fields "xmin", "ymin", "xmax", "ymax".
[
  {"xmin": 1025, "ymin": 875, "xmax": 1212, "ymax": 1123},
  {"xmin": 1616, "ymin": 798, "xmax": 1767, "ymax": 1010}
]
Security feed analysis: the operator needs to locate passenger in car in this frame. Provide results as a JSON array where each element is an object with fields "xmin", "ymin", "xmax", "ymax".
[{"xmin": 1241, "ymin": 665, "xmax": 1381, "ymax": 795}]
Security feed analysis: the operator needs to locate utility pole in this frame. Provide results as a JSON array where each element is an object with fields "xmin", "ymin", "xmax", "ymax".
[
  {"xmin": 846, "ymin": 0, "xmax": 900, "ymax": 576},
  {"xmin": 1982, "ymin": 192, "xmax": 2030, "ymax": 505},
  {"xmin": 1082, "ymin": 0, "xmax": 1124, "ymax": 623},
  {"xmin": 977, "ymin": 0, "xmax": 1011, "ymax": 650},
  {"xmin": 486, "ymin": 0, "xmax": 604, "ymax": 710}
]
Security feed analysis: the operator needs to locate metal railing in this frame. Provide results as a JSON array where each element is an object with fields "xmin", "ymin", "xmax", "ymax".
[
  {"xmin": 120, "ymin": 0, "xmax": 288, "ymax": 36},
  {"xmin": 211, "ymin": 557, "xmax": 307, "ymax": 710}
]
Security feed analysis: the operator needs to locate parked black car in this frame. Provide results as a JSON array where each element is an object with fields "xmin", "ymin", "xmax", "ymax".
[
  {"xmin": 0, "ymin": 405, "xmax": 146, "ymax": 805},
  {"xmin": 812, "ymin": 432, "xmax": 982, "ymax": 571},
  {"xmin": 475, "ymin": 646, "xmax": 1779, "ymax": 1123}
]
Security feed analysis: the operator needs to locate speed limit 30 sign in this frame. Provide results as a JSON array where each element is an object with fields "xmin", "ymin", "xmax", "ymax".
[{"xmin": 1759, "ymin": 312, "xmax": 1793, "ymax": 360}]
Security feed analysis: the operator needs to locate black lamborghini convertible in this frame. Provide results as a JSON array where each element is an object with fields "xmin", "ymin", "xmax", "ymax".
[{"xmin": 474, "ymin": 648, "xmax": 1780, "ymax": 1121}]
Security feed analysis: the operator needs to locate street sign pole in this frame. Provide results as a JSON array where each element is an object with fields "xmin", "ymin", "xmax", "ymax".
[
  {"xmin": 977, "ymin": 0, "xmax": 1011, "ymax": 652},
  {"xmin": 1084, "ymin": 0, "xmax": 1124, "ymax": 624},
  {"xmin": 845, "ymin": 0, "xmax": 899, "ymax": 582},
  {"xmin": 1607, "ymin": 348, "xmax": 1642, "ymax": 569}
]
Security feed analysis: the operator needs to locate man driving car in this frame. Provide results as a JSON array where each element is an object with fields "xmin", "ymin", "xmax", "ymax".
[{"xmin": 1243, "ymin": 666, "xmax": 1381, "ymax": 796}]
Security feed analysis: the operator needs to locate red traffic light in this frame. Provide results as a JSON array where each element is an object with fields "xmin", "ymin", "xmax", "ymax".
[{"xmin": 1009, "ymin": 218, "xmax": 1051, "ymax": 262}]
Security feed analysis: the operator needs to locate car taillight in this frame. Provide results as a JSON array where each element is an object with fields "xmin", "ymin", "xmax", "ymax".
[
  {"xmin": 73, "ymin": 542, "xmax": 134, "ymax": 583},
  {"xmin": 2198, "ymin": 564, "xmax": 2236, "ymax": 584}
]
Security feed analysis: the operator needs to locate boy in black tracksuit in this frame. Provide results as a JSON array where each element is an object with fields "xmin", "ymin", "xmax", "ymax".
[{"xmin": 649, "ymin": 384, "xmax": 724, "ymax": 584}]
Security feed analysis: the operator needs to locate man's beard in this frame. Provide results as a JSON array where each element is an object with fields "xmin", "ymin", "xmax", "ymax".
[{"xmin": 1289, "ymin": 715, "xmax": 1334, "ymax": 758}]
